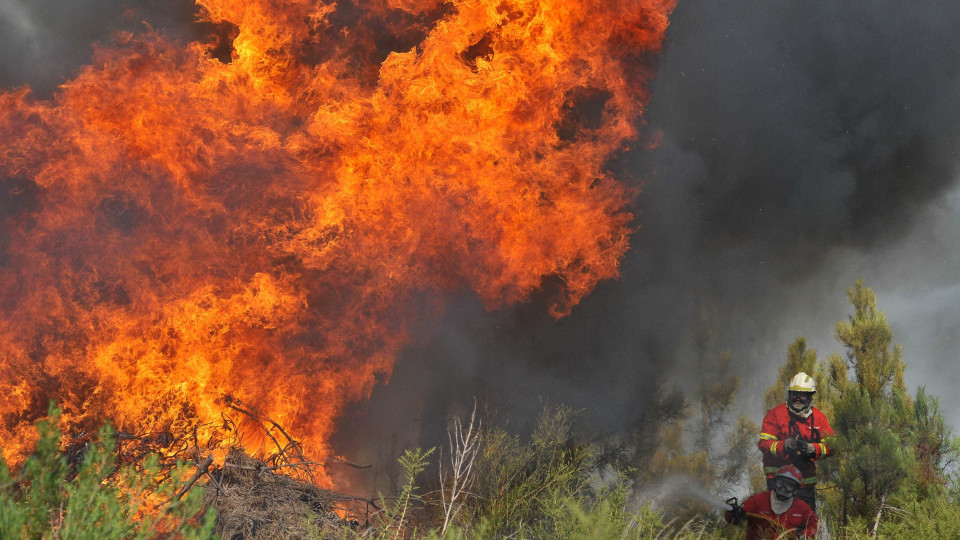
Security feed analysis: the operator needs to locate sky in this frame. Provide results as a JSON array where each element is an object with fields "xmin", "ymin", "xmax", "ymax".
[{"xmin": 2, "ymin": 0, "xmax": 959, "ymax": 487}]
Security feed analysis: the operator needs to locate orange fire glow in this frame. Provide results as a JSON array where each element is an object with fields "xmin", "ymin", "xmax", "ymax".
[{"xmin": 0, "ymin": 0, "xmax": 674, "ymax": 480}]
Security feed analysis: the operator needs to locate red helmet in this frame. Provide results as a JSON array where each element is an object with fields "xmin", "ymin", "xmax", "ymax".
[{"xmin": 775, "ymin": 465, "xmax": 803, "ymax": 486}]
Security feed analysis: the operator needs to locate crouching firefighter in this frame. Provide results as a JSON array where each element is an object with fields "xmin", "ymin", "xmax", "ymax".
[
  {"xmin": 758, "ymin": 372, "xmax": 834, "ymax": 513},
  {"xmin": 725, "ymin": 465, "xmax": 818, "ymax": 540}
]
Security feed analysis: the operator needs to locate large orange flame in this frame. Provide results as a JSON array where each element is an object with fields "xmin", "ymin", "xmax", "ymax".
[{"xmin": 0, "ymin": 0, "xmax": 674, "ymax": 479}]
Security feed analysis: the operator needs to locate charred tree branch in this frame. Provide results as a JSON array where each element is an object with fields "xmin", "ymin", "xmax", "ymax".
[{"xmin": 169, "ymin": 454, "xmax": 214, "ymax": 503}]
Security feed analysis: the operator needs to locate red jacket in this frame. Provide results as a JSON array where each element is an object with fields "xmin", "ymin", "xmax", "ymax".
[
  {"xmin": 726, "ymin": 491, "xmax": 818, "ymax": 540},
  {"xmin": 758, "ymin": 403, "xmax": 834, "ymax": 485}
]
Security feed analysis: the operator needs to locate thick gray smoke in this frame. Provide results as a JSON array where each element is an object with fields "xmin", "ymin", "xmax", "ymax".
[
  {"xmin": 334, "ymin": 0, "xmax": 960, "ymax": 479},
  {"xmin": 3, "ymin": 0, "xmax": 960, "ymax": 491},
  {"xmin": 631, "ymin": 0, "xmax": 960, "ymax": 418},
  {"xmin": 0, "ymin": 0, "xmax": 203, "ymax": 98}
]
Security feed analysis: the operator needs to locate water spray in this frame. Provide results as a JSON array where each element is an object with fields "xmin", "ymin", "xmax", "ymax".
[
  {"xmin": 679, "ymin": 484, "xmax": 735, "ymax": 511},
  {"xmin": 635, "ymin": 473, "xmax": 739, "ymax": 512}
]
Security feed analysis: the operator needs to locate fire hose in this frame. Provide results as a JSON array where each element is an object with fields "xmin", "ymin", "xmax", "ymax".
[
  {"xmin": 724, "ymin": 497, "xmax": 764, "ymax": 520},
  {"xmin": 690, "ymin": 486, "xmax": 798, "ymax": 534},
  {"xmin": 724, "ymin": 497, "xmax": 792, "ymax": 531}
]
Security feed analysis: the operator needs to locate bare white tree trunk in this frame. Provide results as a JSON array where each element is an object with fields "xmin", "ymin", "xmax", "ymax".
[
  {"xmin": 870, "ymin": 493, "xmax": 887, "ymax": 537},
  {"xmin": 439, "ymin": 400, "xmax": 481, "ymax": 538}
]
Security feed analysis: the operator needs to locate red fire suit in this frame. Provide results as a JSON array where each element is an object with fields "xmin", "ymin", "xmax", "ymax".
[
  {"xmin": 725, "ymin": 491, "xmax": 818, "ymax": 540},
  {"xmin": 758, "ymin": 403, "xmax": 833, "ymax": 486}
]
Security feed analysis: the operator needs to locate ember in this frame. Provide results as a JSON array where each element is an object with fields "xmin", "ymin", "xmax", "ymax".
[{"xmin": 0, "ymin": 0, "xmax": 675, "ymax": 480}]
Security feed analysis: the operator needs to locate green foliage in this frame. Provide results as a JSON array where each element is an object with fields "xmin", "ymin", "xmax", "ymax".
[
  {"xmin": 751, "ymin": 281, "xmax": 960, "ymax": 538},
  {"xmin": 826, "ymin": 386, "xmax": 914, "ymax": 522},
  {"xmin": 832, "ymin": 280, "xmax": 906, "ymax": 401},
  {"xmin": 464, "ymin": 405, "xmax": 593, "ymax": 538},
  {"xmin": 427, "ymin": 473, "xmax": 719, "ymax": 540},
  {"xmin": 370, "ymin": 446, "xmax": 435, "ymax": 539},
  {"xmin": 356, "ymin": 382, "xmax": 959, "ymax": 539},
  {"xmin": 0, "ymin": 406, "xmax": 217, "ymax": 540},
  {"xmin": 0, "ymin": 406, "xmax": 66, "ymax": 539},
  {"xmin": 717, "ymin": 415, "xmax": 763, "ymax": 493},
  {"xmin": 879, "ymin": 487, "xmax": 960, "ymax": 538},
  {"xmin": 641, "ymin": 348, "xmax": 760, "ymax": 518},
  {"xmin": 824, "ymin": 281, "xmax": 951, "ymax": 527},
  {"xmin": 813, "ymin": 281, "xmax": 959, "ymax": 532},
  {"xmin": 410, "ymin": 405, "xmax": 743, "ymax": 539},
  {"xmin": 902, "ymin": 387, "xmax": 957, "ymax": 494},
  {"xmin": 549, "ymin": 495, "xmax": 713, "ymax": 540}
]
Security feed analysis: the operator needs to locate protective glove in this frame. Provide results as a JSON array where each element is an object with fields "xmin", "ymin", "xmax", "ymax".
[
  {"xmin": 731, "ymin": 505, "xmax": 746, "ymax": 525},
  {"xmin": 783, "ymin": 437, "xmax": 798, "ymax": 454},
  {"xmin": 798, "ymin": 441, "xmax": 816, "ymax": 459}
]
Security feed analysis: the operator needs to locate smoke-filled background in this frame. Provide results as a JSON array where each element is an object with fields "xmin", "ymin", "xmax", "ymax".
[{"xmin": 3, "ymin": 0, "xmax": 960, "ymax": 490}]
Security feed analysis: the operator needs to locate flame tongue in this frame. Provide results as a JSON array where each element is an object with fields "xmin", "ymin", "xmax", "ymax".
[{"xmin": 0, "ymin": 0, "xmax": 675, "ymax": 477}]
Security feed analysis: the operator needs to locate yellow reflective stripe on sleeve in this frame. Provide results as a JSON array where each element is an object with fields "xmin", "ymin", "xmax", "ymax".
[
  {"xmin": 770, "ymin": 442, "xmax": 778, "ymax": 454},
  {"xmin": 764, "ymin": 467, "xmax": 779, "ymax": 476},
  {"xmin": 819, "ymin": 443, "xmax": 827, "ymax": 455},
  {"xmin": 759, "ymin": 433, "xmax": 777, "ymax": 440},
  {"xmin": 803, "ymin": 476, "xmax": 817, "ymax": 485}
]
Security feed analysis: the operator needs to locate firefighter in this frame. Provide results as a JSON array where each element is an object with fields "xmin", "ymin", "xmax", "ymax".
[
  {"xmin": 725, "ymin": 465, "xmax": 818, "ymax": 540},
  {"xmin": 757, "ymin": 371, "xmax": 833, "ymax": 513}
]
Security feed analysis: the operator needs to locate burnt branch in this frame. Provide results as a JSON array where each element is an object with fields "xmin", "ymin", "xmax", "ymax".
[{"xmin": 169, "ymin": 454, "xmax": 214, "ymax": 503}]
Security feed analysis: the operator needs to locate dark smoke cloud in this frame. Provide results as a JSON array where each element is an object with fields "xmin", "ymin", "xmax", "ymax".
[
  {"xmin": 650, "ymin": 1, "xmax": 960, "ymax": 257},
  {"xmin": 0, "ymin": 0, "xmax": 204, "ymax": 97},
  {"xmin": 629, "ymin": 0, "xmax": 960, "ymax": 412},
  {"xmin": 3, "ymin": 0, "xmax": 960, "ymax": 491},
  {"xmin": 334, "ymin": 0, "xmax": 960, "ymax": 486}
]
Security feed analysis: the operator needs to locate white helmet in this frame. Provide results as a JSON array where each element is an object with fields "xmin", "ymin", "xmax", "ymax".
[
  {"xmin": 787, "ymin": 372, "xmax": 816, "ymax": 417},
  {"xmin": 788, "ymin": 372, "xmax": 816, "ymax": 393}
]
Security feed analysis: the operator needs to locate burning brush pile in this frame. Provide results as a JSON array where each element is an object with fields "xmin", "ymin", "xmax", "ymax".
[
  {"xmin": 205, "ymin": 448, "xmax": 369, "ymax": 538},
  {"xmin": 2, "ymin": 406, "xmax": 374, "ymax": 538},
  {"xmin": 0, "ymin": 0, "xmax": 674, "ymax": 535}
]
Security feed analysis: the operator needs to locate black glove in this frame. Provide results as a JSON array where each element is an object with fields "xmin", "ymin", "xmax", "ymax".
[
  {"xmin": 726, "ymin": 498, "xmax": 746, "ymax": 525},
  {"xmin": 731, "ymin": 505, "xmax": 746, "ymax": 525},
  {"xmin": 798, "ymin": 441, "xmax": 816, "ymax": 459}
]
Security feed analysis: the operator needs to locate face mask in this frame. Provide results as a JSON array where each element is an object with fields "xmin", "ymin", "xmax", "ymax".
[{"xmin": 773, "ymin": 477, "xmax": 799, "ymax": 502}]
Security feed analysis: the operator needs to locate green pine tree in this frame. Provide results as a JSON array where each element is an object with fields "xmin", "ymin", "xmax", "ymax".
[
  {"xmin": 0, "ymin": 406, "xmax": 217, "ymax": 539},
  {"xmin": 831, "ymin": 280, "xmax": 906, "ymax": 401},
  {"xmin": 819, "ymin": 281, "xmax": 957, "ymax": 533},
  {"xmin": 826, "ymin": 384, "xmax": 913, "ymax": 529}
]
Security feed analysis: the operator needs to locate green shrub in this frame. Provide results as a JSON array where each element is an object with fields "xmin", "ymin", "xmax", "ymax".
[
  {"xmin": 876, "ymin": 486, "xmax": 960, "ymax": 538},
  {"xmin": 0, "ymin": 406, "xmax": 217, "ymax": 539},
  {"xmin": 463, "ymin": 405, "xmax": 592, "ymax": 537}
]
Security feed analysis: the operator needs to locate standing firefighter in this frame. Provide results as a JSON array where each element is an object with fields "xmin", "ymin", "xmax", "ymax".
[
  {"xmin": 758, "ymin": 372, "xmax": 833, "ymax": 513},
  {"xmin": 726, "ymin": 465, "xmax": 819, "ymax": 540}
]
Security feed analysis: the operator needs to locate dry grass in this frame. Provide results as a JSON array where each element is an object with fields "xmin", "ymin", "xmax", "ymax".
[{"xmin": 205, "ymin": 447, "xmax": 362, "ymax": 540}]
